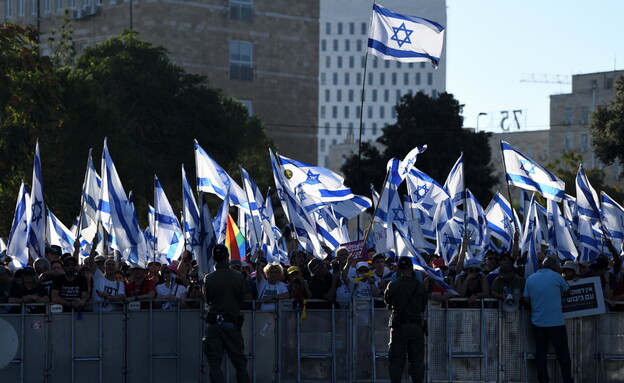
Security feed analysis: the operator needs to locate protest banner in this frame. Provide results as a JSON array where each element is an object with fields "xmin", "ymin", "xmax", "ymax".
[{"xmin": 562, "ymin": 276, "xmax": 606, "ymax": 319}]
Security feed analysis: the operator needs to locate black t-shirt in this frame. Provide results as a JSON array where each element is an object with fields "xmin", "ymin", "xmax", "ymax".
[
  {"xmin": 308, "ymin": 274, "xmax": 339, "ymax": 309},
  {"xmin": 52, "ymin": 275, "xmax": 88, "ymax": 302},
  {"xmin": 9, "ymin": 282, "xmax": 48, "ymax": 313}
]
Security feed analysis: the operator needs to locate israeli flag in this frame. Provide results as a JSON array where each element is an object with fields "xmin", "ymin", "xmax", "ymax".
[
  {"xmin": 390, "ymin": 145, "xmax": 427, "ymax": 186},
  {"xmin": 328, "ymin": 195, "xmax": 372, "ymax": 221},
  {"xmin": 81, "ymin": 149, "xmax": 101, "ymax": 223},
  {"xmin": 7, "ymin": 181, "xmax": 30, "ymax": 268},
  {"xmin": 485, "ymin": 192, "xmax": 517, "ymax": 252},
  {"xmin": 578, "ymin": 216, "xmax": 601, "ymax": 262},
  {"xmin": 154, "ymin": 175, "xmax": 184, "ymax": 261},
  {"xmin": 575, "ymin": 165, "xmax": 601, "ymax": 221},
  {"xmin": 443, "ymin": 153, "xmax": 464, "ymax": 209},
  {"xmin": 602, "ymin": 191, "xmax": 624, "ymax": 252},
  {"xmin": 198, "ymin": 193, "xmax": 217, "ymax": 278},
  {"xmin": 28, "ymin": 141, "xmax": 45, "ymax": 259},
  {"xmin": 464, "ymin": 189, "xmax": 488, "ymax": 258},
  {"xmin": 240, "ymin": 166, "xmax": 265, "ymax": 254},
  {"xmin": 501, "ymin": 140, "xmax": 565, "ymax": 202},
  {"xmin": 182, "ymin": 164, "xmax": 201, "ymax": 254},
  {"xmin": 546, "ymin": 199, "xmax": 577, "ymax": 261},
  {"xmin": 261, "ymin": 188, "xmax": 285, "ymax": 262},
  {"xmin": 213, "ymin": 191, "xmax": 230, "ymax": 244},
  {"xmin": 194, "ymin": 140, "xmax": 249, "ymax": 212},
  {"xmin": 521, "ymin": 195, "xmax": 539, "ymax": 278},
  {"xmin": 433, "ymin": 198, "xmax": 462, "ymax": 264},
  {"xmin": 269, "ymin": 149, "xmax": 291, "ymax": 222},
  {"xmin": 405, "ymin": 167, "xmax": 449, "ymax": 216},
  {"xmin": 47, "ymin": 209, "xmax": 76, "ymax": 255},
  {"xmin": 368, "ymin": 3, "xmax": 445, "ymax": 65}
]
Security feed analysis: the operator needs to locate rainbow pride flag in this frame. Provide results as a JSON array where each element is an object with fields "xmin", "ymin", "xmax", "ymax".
[{"xmin": 225, "ymin": 214, "xmax": 246, "ymax": 260}]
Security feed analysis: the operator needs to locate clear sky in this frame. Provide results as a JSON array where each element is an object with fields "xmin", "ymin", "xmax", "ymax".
[{"xmin": 446, "ymin": 0, "xmax": 624, "ymax": 132}]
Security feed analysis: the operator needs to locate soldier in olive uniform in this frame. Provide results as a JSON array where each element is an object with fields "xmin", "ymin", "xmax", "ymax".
[
  {"xmin": 384, "ymin": 256, "xmax": 428, "ymax": 383},
  {"xmin": 203, "ymin": 244, "xmax": 249, "ymax": 383}
]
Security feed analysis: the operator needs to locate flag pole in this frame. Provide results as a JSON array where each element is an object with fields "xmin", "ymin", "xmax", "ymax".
[
  {"xmin": 356, "ymin": 3, "xmax": 375, "ymax": 240},
  {"xmin": 360, "ymin": 168, "xmax": 391, "ymax": 255},
  {"xmin": 500, "ymin": 139, "xmax": 519, "ymax": 232}
]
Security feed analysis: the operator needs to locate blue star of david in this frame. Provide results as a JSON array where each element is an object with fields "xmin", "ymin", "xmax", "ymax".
[
  {"xmin": 258, "ymin": 206, "xmax": 269, "ymax": 221},
  {"xmin": 501, "ymin": 216, "xmax": 510, "ymax": 230},
  {"xmin": 392, "ymin": 207, "xmax": 407, "ymax": 225},
  {"xmin": 316, "ymin": 210, "xmax": 324, "ymax": 221},
  {"xmin": 442, "ymin": 233, "xmax": 450, "ymax": 247},
  {"xmin": 414, "ymin": 184, "xmax": 429, "ymax": 201},
  {"xmin": 304, "ymin": 170, "xmax": 321, "ymax": 185},
  {"xmin": 519, "ymin": 160, "xmax": 536, "ymax": 176},
  {"xmin": 217, "ymin": 169, "xmax": 231, "ymax": 187},
  {"xmin": 22, "ymin": 219, "xmax": 28, "ymax": 232},
  {"xmin": 297, "ymin": 189, "xmax": 307, "ymax": 201},
  {"xmin": 401, "ymin": 158, "xmax": 415, "ymax": 175},
  {"xmin": 187, "ymin": 228, "xmax": 200, "ymax": 246},
  {"xmin": 31, "ymin": 196, "xmax": 43, "ymax": 225},
  {"xmin": 272, "ymin": 227, "xmax": 282, "ymax": 240},
  {"xmin": 390, "ymin": 23, "xmax": 413, "ymax": 48}
]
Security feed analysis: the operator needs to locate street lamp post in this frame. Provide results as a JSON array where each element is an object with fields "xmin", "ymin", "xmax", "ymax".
[{"xmin": 476, "ymin": 112, "xmax": 488, "ymax": 132}]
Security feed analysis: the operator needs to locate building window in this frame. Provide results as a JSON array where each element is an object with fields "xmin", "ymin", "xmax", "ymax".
[
  {"xmin": 356, "ymin": 73, "xmax": 362, "ymax": 85},
  {"xmin": 229, "ymin": 41, "xmax": 253, "ymax": 81},
  {"xmin": 5, "ymin": 0, "xmax": 13, "ymax": 17},
  {"xmin": 580, "ymin": 134, "xmax": 588, "ymax": 152},
  {"xmin": 432, "ymin": 89, "xmax": 438, "ymax": 98},
  {"xmin": 345, "ymin": 40, "xmax": 350, "ymax": 52},
  {"xmin": 332, "ymin": 106, "xmax": 338, "ymax": 119},
  {"xmin": 427, "ymin": 72, "xmax": 433, "ymax": 85},
  {"xmin": 44, "ymin": 0, "xmax": 51, "ymax": 13},
  {"xmin": 361, "ymin": 123, "xmax": 366, "ymax": 135},
  {"xmin": 368, "ymin": 73, "xmax": 373, "ymax": 85},
  {"xmin": 344, "ymin": 73, "xmax": 350, "ymax": 85},
  {"xmin": 349, "ymin": 22, "xmax": 355, "ymax": 34},
  {"xmin": 416, "ymin": 73, "xmax": 421, "ymax": 85},
  {"xmin": 336, "ymin": 89, "xmax": 342, "ymax": 102},
  {"xmin": 325, "ymin": 89, "xmax": 330, "ymax": 102},
  {"xmin": 349, "ymin": 56, "xmax": 354, "ymax": 68},
  {"xmin": 420, "ymin": 63, "xmax": 425, "ymax": 69},
  {"xmin": 385, "ymin": 61, "xmax": 390, "ymax": 69},
  {"xmin": 332, "ymin": 139, "xmax": 337, "ymax": 146},
  {"xmin": 565, "ymin": 133, "xmax": 573, "ymax": 151},
  {"xmin": 356, "ymin": 39, "xmax": 362, "ymax": 51},
  {"xmin": 320, "ymin": 73, "xmax": 326, "ymax": 85},
  {"xmin": 361, "ymin": 22, "xmax": 366, "ymax": 34},
  {"xmin": 320, "ymin": 139, "xmax": 326, "ymax": 152},
  {"xmin": 332, "ymin": 73, "xmax": 338, "ymax": 85},
  {"xmin": 325, "ymin": 22, "xmax": 331, "ymax": 35},
  {"xmin": 372, "ymin": 123, "xmax": 378, "ymax": 135},
  {"xmin": 361, "ymin": 56, "xmax": 366, "ymax": 67},
  {"xmin": 368, "ymin": 106, "xmax": 373, "ymax": 118},
  {"xmin": 337, "ymin": 123, "xmax": 342, "ymax": 135},
  {"xmin": 18, "ymin": 0, "xmax": 25, "ymax": 16},
  {"xmin": 239, "ymin": 100, "xmax": 253, "ymax": 116},
  {"xmin": 384, "ymin": 89, "xmax": 389, "ymax": 102},
  {"xmin": 337, "ymin": 22, "xmax": 343, "ymax": 35},
  {"xmin": 565, "ymin": 108, "xmax": 573, "ymax": 125},
  {"xmin": 379, "ymin": 73, "xmax": 385, "ymax": 85},
  {"xmin": 580, "ymin": 106, "xmax": 589, "ymax": 124},
  {"xmin": 321, "ymin": 39, "xmax": 326, "ymax": 51},
  {"xmin": 373, "ymin": 59, "xmax": 378, "ymax": 69},
  {"xmin": 404, "ymin": 73, "xmax": 409, "ymax": 85},
  {"xmin": 324, "ymin": 124, "xmax": 330, "ymax": 135},
  {"xmin": 56, "ymin": 0, "xmax": 62, "ymax": 11},
  {"xmin": 372, "ymin": 89, "xmax": 377, "ymax": 102},
  {"xmin": 348, "ymin": 89, "xmax": 354, "ymax": 102},
  {"xmin": 333, "ymin": 39, "xmax": 338, "ymax": 51},
  {"xmin": 392, "ymin": 107, "xmax": 396, "ymax": 119},
  {"xmin": 325, "ymin": 56, "xmax": 331, "ymax": 68},
  {"xmin": 356, "ymin": 106, "xmax": 361, "ymax": 117},
  {"xmin": 337, "ymin": 56, "xmax": 342, "ymax": 68},
  {"xmin": 392, "ymin": 73, "xmax": 397, "ymax": 85},
  {"xmin": 396, "ymin": 89, "xmax": 401, "ymax": 102},
  {"xmin": 31, "ymin": 0, "xmax": 36, "ymax": 15},
  {"xmin": 379, "ymin": 106, "xmax": 385, "ymax": 119},
  {"xmin": 320, "ymin": 106, "xmax": 326, "ymax": 119},
  {"xmin": 344, "ymin": 106, "xmax": 349, "ymax": 119}
]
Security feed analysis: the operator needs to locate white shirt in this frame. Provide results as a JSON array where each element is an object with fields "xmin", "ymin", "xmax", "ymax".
[
  {"xmin": 92, "ymin": 268, "xmax": 124, "ymax": 312},
  {"xmin": 257, "ymin": 279, "xmax": 288, "ymax": 311},
  {"xmin": 156, "ymin": 281, "xmax": 186, "ymax": 310}
]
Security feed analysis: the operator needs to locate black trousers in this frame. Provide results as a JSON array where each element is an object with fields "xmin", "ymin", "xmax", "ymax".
[
  {"xmin": 532, "ymin": 324, "xmax": 573, "ymax": 383},
  {"xmin": 388, "ymin": 322, "xmax": 425, "ymax": 383},
  {"xmin": 203, "ymin": 324, "xmax": 249, "ymax": 383}
]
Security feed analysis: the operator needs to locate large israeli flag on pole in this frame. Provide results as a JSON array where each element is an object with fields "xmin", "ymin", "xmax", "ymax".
[
  {"xmin": 501, "ymin": 140, "xmax": 565, "ymax": 202},
  {"xmin": 28, "ymin": 141, "xmax": 45, "ymax": 259},
  {"xmin": 368, "ymin": 3, "xmax": 445, "ymax": 65},
  {"xmin": 154, "ymin": 175, "xmax": 184, "ymax": 261},
  {"xmin": 47, "ymin": 209, "xmax": 76, "ymax": 255},
  {"xmin": 602, "ymin": 191, "xmax": 624, "ymax": 252},
  {"xmin": 7, "ymin": 181, "xmax": 30, "ymax": 268}
]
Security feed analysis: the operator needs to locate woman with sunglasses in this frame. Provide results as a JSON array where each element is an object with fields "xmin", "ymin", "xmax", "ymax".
[{"xmin": 455, "ymin": 258, "xmax": 490, "ymax": 307}]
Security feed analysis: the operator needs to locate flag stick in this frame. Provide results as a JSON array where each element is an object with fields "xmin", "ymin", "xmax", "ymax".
[
  {"xmin": 360, "ymin": 168, "xmax": 391, "ymax": 255},
  {"xmin": 356, "ymin": 5, "xmax": 375, "ymax": 240},
  {"xmin": 500, "ymin": 139, "xmax": 519, "ymax": 232}
]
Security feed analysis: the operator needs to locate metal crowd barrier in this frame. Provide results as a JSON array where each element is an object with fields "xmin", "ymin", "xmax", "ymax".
[{"xmin": 1, "ymin": 299, "xmax": 624, "ymax": 382}]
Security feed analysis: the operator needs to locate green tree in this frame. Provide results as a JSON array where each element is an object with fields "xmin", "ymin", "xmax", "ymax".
[
  {"xmin": 589, "ymin": 75, "xmax": 624, "ymax": 174},
  {"xmin": 341, "ymin": 91, "xmax": 496, "ymax": 205},
  {"xmin": 546, "ymin": 151, "xmax": 624, "ymax": 203}
]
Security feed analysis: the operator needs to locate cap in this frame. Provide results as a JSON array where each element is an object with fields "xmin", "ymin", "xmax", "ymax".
[
  {"xmin": 21, "ymin": 266, "xmax": 36, "ymax": 275},
  {"xmin": 94, "ymin": 255, "xmax": 106, "ymax": 263},
  {"xmin": 335, "ymin": 246, "xmax": 349, "ymax": 256},
  {"xmin": 308, "ymin": 258, "xmax": 324, "ymax": 274},
  {"xmin": 356, "ymin": 261, "xmax": 370, "ymax": 270},
  {"xmin": 397, "ymin": 256, "xmax": 413, "ymax": 270},
  {"xmin": 49, "ymin": 245, "xmax": 62, "ymax": 256},
  {"xmin": 147, "ymin": 260, "xmax": 161, "ymax": 265},
  {"xmin": 230, "ymin": 260, "xmax": 242, "ymax": 267},
  {"xmin": 463, "ymin": 258, "xmax": 481, "ymax": 271},
  {"xmin": 431, "ymin": 258, "xmax": 447, "ymax": 269},
  {"xmin": 287, "ymin": 266, "xmax": 300, "ymax": 274},
  {"xmin": 589, "ymin": 257, "xmax": 609, "ymax": 271},
  {"xmin": 165, "ymin": 264, "xmax": 178, "ymax": 273},
  {"xmin": 213, "ymin": 244, "xmax": 229, "ymax": 258},
  {"xmin": 499, "ymin": 262, "xmax": 515, "ymax": 279},
  {"xmin": 371, "ymin": 253, "xmax": 386, "ymax": 262},
  {"xmin": 562, "ymin": 261, "xmax": 579, "ymax": 275},
  {"xmin": 129, "ymin": 263, "xmax": 147, "ymax": 270}
]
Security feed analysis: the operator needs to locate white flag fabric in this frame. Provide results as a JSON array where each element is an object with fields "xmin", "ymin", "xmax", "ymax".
[
  {"xmin": 443, "ymin": 153, "xmax": 464, "ymax": 208},
  {"xmin": 501, "ymin": 140, "xmax": 565, "ymax": 202},
  {"xmin": 28, "ymin": 141, "xmax": 45, "ymax": 259},
  {"xmin": 546, "ymin": 199, "xmax": 578, "ymax": 261},
  {"xmin": 7, "ymin": 181, "xmax": 30, "ymax": 268},
  {"xmin": 47, "ymin": 209, "xmax": 76, "ymax": 255},
  {"xmin": 194, "ymin": 140, "xmax": 249, "ymax": 212},
  {"xmin": 154, "ymin": 175, "xmax": 184, "ymax": 261},
  {"xmin": 368, "ymin": 3, "xmax": 445, "ymax": 65},
  {"xmin": 182, "ymin": 164, "xmax": 201, "ymax": 257},
  {"xmin": 602, "ymin": 191, "xmax": 624, "ymax": 252}
]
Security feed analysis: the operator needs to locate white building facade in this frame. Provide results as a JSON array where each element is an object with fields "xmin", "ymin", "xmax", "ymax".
[{"xmin": 318, "ymin": 0, "xmax": 447, "ymax": 169}]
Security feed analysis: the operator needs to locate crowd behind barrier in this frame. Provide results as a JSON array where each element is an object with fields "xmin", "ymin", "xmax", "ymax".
[{"xmin": 2, "ymin": 241, "xmax": 624, "ymax": 382}]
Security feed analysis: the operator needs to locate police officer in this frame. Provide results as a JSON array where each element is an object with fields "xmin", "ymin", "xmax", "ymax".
[
  {"xmin": 203, "ymin": 244, "xmax": 249, "ymax": 383},
  {"xmin": 384, "ymin": 256, "xmax": 428, "ymax": 383}
]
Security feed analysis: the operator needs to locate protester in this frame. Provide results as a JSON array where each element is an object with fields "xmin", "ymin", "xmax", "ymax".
[
  {"xmin": 156, "ymin": 264, "xmax": 186, "ymax": 310},
  {"xmin": 342, "ymin": 258, "xmax": 379, "ymax": 298},
  {"xmin": 287, "ymin": 266, "xmax": 311, "ymax": 299},
  {"xmin": 125, "ymin": 264, "xmax": 156, "ymax": 309},
  {"xmin": 256, "ymin": 259, "xmax": 289, "ymax": 311},
  {"xmin": 202, "ymin": 244, "xmax": 249, "ymax": 383},
  {"xmin": 384, "ymin": 256, "xmax": 428, "ymax": 383},
  {"xmin": 51, "ymin": 256, "xmax": 89, "ymax": 312},
  {"xmin": 371, "ymin": 253, "xmax": 394, "ymax": 290},
  {"xmin": 523, "ymin": 256, "xmax": 573, "ymax": 383},
  {"xmin": 455, "ymin": 258, "xmax": 490, "ymax": 306},
  {"xmin": 561, "ymin": 261, "xmax": 580, "ymax": 282},
  {"xmin": 8, "ymin": 267, "xmax": 48, "ymax": 313},
  {"xmin": 490, "ymin": 262, "xmax": 525, "ymax": 302},
  {"xmin": 307, "ymin": 258, "xmax": 340, "ymax": 308}
]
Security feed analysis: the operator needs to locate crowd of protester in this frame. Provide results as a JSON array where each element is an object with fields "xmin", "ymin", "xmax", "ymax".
[{"xmin": 1, "ymin": 230, "xmax": 624, "ymax": 314}]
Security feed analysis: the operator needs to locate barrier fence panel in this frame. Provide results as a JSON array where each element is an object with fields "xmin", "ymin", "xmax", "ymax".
[{"xmin": 4, "ymin": 300, "xmax": 624, "ymax": 382}]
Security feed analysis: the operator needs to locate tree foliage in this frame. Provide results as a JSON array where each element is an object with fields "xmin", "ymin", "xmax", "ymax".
[
  {"xmin": 0, "ymin": 25, "xmax": 275, "ymax": 234},
  {"xmin": 589, "ymin": 75, "xmax": 624, "ymax": 174},
  {"xmin": 341, "ymin": 91, "xmax": 496, "ymax": 205}
]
